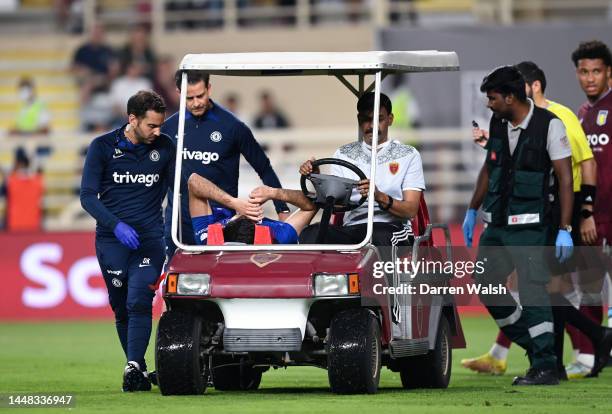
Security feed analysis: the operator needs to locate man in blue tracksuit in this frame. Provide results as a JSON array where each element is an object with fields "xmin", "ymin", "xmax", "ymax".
[
  {"xmin": 80, "ymin": 91, "xmax": 174, "ymax": 392},
  {"xmin": 161, "ymin": 70, "xmax": 289, "ymax": 258}
]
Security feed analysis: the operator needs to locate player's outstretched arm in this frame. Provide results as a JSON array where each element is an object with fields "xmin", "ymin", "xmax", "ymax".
[
  {"xmin": 187, "ymin": 173, "xmax": 263, "ymax": 221},
  {"xmin": 237, "ymin": 123, "xmax": 290, "ymax": 215},
  {"xmin": 249, "ymin": 185, "xmax": 316, "ymax": 211}
]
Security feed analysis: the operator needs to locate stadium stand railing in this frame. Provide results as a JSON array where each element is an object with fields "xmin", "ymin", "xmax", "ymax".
[{"xmin": 3, "ymin": 0, "xmax": 612, "ymax": 36}]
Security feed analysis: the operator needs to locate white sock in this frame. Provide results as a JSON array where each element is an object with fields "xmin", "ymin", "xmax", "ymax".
[
  {"xmin": 126, "ymin": 361, "xmax": 141, "ymax": 372},
  {"xmin": 489, "ymin": 343, "xmax": 509, "ymax": 361},
  {"xmin": 564, "ymin": 290, "xmax": 581, "ymax": 309},
  {"xmin": 576, "ymin": 353, "xmax": 594, "ymax": 369},
  {"xmin": 572, "ymin": 349, "xmax": 580, "ymax": 362},
  {"xmin": 509, "ymin": 289, "xmax": 520, "ymax": 305}
]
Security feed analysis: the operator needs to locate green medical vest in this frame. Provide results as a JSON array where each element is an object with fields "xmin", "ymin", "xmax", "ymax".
[{"xmin": 481, "ymin": 106, "xmax": 557, "ymax": 228}]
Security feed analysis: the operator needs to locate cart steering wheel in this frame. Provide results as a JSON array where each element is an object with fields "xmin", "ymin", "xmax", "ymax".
[
  {"xmin": 299, "ymin": 158, "xmax": 369, "ymax": 244},
  {"xmin": 300, "ymin": 158, "xmax": 368, "ymax": 213}
]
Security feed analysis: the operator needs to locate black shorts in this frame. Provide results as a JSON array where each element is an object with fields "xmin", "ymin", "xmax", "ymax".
[{"xmin": 299, "ymin": 222, "xmax": 413, "ymax": 246}]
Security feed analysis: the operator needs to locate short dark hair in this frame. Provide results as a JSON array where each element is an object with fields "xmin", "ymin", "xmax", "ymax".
[
  {"xmin": 174, "ymin": 70, "xmax": 210, "ymax": 90},
  {"xmin": 14, "ymin": 147, "xmax": 30, "ymax": 168},
  {"xmin": 516, "ymin": 61, "xmax": 547, "ymax": 93},
  {"xmin": 357, "ymin": 92, "xmax": 392, "ymax": 115},
  {"xmin": 127, "ymin": 90, "xmax": 165, "ymax": 118},
  {"xmin": 18, "ymin": 77, "xmax": 34, "ymax": 89},
  {"xmin": 480, "ymin": 66, "xmax": 527, "ymax": 102},
  {"xmin": 223, "ymin": 217, "xmax": 255, "ymax": 244},
  {"xmin": 572, "ymin": 40, "xmax": 612, "ymax": 67}
]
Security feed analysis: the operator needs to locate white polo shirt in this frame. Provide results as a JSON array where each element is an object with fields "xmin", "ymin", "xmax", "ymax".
[{"xmin": 330, "ymin": 139, "xmax": 425, "ymax": 226}]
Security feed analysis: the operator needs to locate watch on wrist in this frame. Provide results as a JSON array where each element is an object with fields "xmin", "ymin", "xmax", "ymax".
[
  {"xmin": 580, "ymin": 209, "xmax": 593, "ymax": 219},
  {"xmin": 560, "ymin": 225, "xmax": 572, "ymax": 233},
  {"xmin": 378, "ymin": 195, "xmax": 393, "ymax": 211}
]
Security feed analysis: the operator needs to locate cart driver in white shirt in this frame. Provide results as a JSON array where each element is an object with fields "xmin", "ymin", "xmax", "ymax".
[{"xmin": 299, "ymin": 92, "xmax": 425, "ymax": 247}]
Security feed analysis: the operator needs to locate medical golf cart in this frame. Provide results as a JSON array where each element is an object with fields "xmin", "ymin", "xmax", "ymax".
[{"xmin": 156, "ymin": 51, "xmax": 466, "ymax": 395}]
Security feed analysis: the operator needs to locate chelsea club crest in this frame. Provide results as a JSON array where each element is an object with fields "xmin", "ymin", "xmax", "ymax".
[{"xmin": 210, "ymin": 131, "xmax": 222, "ymax": 142}]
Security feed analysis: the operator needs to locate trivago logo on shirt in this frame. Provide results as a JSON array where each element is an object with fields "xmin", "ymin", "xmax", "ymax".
[
  {"xmin": 112, "ymin": 172, "xmax": 160, "ymax": 187},
  {"xmin": 182, "ymin": 147, "xmax": 220, "ymax": 164}
]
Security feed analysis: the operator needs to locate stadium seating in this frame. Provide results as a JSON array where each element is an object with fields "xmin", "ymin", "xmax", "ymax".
[{"xmin": 0, "ymin": 1, "xmax": 491, "ymax": 231}]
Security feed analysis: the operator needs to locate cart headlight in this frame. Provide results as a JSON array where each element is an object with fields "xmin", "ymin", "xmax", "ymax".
[
  {"xmin": 313, "ymin": 273, "xmax": 360, "ymax": 297},
  {"xmin": 176, "ymin": 273, "xmax": 211, "ymax": 296},
  {"xmin": 314, "ymin": 274, "xmax": 349, "ymax": 296}
]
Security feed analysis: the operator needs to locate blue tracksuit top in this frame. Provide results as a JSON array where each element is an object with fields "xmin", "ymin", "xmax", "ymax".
[
  {"xmin": 80, "ymin": 125, "xmax": 175, "ymax": 240},
  {"xmin": 161, "ymin": 100, "xmax": 289, "ymax": 243}
]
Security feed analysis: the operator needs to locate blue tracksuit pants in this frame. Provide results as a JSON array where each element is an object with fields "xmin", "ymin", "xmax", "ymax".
[{"xmin": 96, "ymin": 236, "xmax": 165, "ymax": 371}]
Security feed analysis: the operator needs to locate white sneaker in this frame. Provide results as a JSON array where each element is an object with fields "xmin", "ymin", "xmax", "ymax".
[{"xmin": 565, "ymin": 361, "xmax": 591, "ymax": 379}]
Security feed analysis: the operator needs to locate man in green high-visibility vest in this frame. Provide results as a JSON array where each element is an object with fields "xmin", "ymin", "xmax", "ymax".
[{"xmin": 462, "ymin": 65, "xmax": 575, "ymax": 386}]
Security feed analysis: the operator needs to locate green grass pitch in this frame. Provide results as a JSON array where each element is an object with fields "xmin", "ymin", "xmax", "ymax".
[{"xmin": 1, "ymin": 316, "xmax": 611, "ymax": 413}]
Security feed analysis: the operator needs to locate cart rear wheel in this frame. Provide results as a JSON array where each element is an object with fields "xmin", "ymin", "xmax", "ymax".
[{"xmin": 400, "ymin": 315, "xmax": 451, "ymax": 389}]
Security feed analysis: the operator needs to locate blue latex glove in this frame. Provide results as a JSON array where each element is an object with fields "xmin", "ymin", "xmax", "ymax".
[
  {"xmin": 114, "ymin": 222, "xmax": 140, "ymax": 250},
  {"xmin": 462, "ymin": 209, "xmax": 477, "ymax": 247},
  {"xmin": 555, "ymin": 229, "xmax": 574, "ymax": 263}
]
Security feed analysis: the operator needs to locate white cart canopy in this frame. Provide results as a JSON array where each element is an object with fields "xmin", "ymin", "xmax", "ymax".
[
  {"xmin": 171, "ymin": 50, "xmax": 460, "ymax": 252},
  {"xmin": 179, "ymin": 51, "xmax": 459, "ymax": 76}
]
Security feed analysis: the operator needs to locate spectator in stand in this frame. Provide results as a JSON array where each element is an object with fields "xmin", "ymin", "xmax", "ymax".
[
  {"xmin": 71, "ymin": 23, "xmax": 117, "ymax": 104},
  {"xmin": 117, "ymin": 24, "xmax": 157, "ymax": 82},
  {"xmin": 253, "ymin": 90, "xmax": 290, "ymax": 129},
  {"xmin": 345, "ymin": 0, "xmax": 365, "ymax": 23},
  {"xmin": 153, "ymin": 55, "xmax": 180, "ymax": 116},
  {"xmin": 223, "ymin": 92, "xmax": 251, "ymax": 126},
  {"xmin": 5, "ymin": 148, "xmax": 44, "ymax": 232},
  {"xmin": 55, "ymin": 0, "xmax": 87, "ymax": 33},
  {"xmin": 109, "ymin": 62, "xmax": 153, "ymax": 127},
  {"xmin": 224, "ymin": 93, "xmax": 240, "ymax": 115},
  {"xmin": 390, "ymin": 0, "xmax": 418, "ymax": 25},
  {"xmin": 9, "ymin": 77, "xmax": 51, "ymax": 136},
  {"xmin": 165, "ymin": 0, "xmax": 224, "ymax": 29},
  {"xmin": 71, "ymin": 24, "xmax": 118, "ymax": 132}
]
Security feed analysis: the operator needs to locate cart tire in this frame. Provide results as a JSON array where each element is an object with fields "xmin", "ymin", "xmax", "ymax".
[
  {"xmin": 155, "ymin": 311, "xmax": 207, "ymax": 395},
  {"xmin": 328, "ymin": 308, "xmax": 381, "ymax": 394},
  {"xmin": 400, "ymin": 315, "xmax": 451, "ymax": 389},
  {"xmin": 213, "ymin": 364, "xmax": 263, "ymax": 391}
]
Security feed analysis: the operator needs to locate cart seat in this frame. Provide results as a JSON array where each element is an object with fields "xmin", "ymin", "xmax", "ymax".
[{"xmin": 330, "ymin": 193, "xmax": 432, "ymax": 246}]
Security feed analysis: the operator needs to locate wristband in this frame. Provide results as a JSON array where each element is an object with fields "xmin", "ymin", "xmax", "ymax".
[
  {"xmin": 581, "ymin": 184, "xmax": 596, "ymax": 205},
  {"xmin": 378, "ymin": 195, "xmax": 393, "ymax": 211}
]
